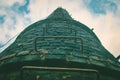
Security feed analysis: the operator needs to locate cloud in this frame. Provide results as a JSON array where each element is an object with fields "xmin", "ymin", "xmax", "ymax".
[
  {"xmin": 0, "ymin": 0, "xmax": 120, "ymax": 57},
  {"xmin": 27, "ymin": 0, "xmax": 85, "ymax": 22},
  {"xmin": 0, "ymin": 0, "xmax": 31, "ymax": 45}
]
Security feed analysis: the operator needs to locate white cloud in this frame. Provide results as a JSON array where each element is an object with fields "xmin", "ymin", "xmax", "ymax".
[
  {"xmin": 27, "ymin": 0, "xmax": 85, "ymax": 22},
  {"xmin": 0, "ymin": 0, "xmax": 31, "ymax": 44}
]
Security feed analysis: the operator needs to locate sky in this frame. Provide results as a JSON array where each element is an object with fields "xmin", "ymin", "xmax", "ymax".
[{"xmin": 0, "ymin": 0, "xmax": 120, "ymax": 57}]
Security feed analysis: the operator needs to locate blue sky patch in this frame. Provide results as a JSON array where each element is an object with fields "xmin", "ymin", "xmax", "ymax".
[
  {"xmin": 0, "ymin": 15, "xmax": 5, "ymax": 24},
  {"xmin": 88, "ymin": 0, "xmax": 106, "ymax": 14},
  {"xmin": 0, "ymin": 42, "xmax": 3, "ymax": 48},
  {"xmin": 11, "ymin": 0, "xmax": 30, "ymax": 15},
  {"xmin": 84, "ymin": 0, "xmax": 118, "ymax": 15},
  {"xmin": 18, "ymin": 0, "xmax": 30, "ymax": 14}
]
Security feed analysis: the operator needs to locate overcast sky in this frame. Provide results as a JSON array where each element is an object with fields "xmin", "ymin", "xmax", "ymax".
[{"xmin": 0, "ymin": 0, "xmax": 120, "ymax": 57}]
